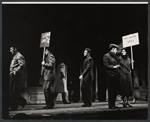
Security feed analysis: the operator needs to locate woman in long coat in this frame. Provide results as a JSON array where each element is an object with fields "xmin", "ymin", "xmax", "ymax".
[
  {"xmin": 53, "ymin": 62, "xmax": 70, "ymax": 104},
  {"xmin": 119, "ymin": 49, "xmax": 133, "ymax": 107}
]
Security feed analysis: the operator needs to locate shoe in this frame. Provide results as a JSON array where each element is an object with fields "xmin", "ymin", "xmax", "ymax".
[
  {"xmin": 82, "ymin": 104, "xmax": 88, "ymax": 107},
  {"xmin": 9, "ymin": 108, "xmax": 17, "ymax": 111},
  {"xmin": 126, "ymin": 103, "xmax": 133, "ymax": 107},
  {"xmin": 64, "ymin": 101, "xmax": 71, "ymax": 104},
  {"xmin": 47, "ymin": 106, "xmax": 53, "ymax": 109},
  {"xmin": 119, "ymin": 101, "xmax": 123, "ymax": 104},
  {"xmin": 9, "ymin": 107, "xmax": 17, "ymax": 111},
  {"xmin": 122, "ymin": 103, "xmax": 127, "ymax": 108},
  {"xmin": 109, "ymin": 106, "xmax": 118, "ymax": 109},
  {"xmin": 43, "ymin": 106, "xmax": 50, "ymax": 109},
  {"xmin": 18, "ymin": 104, "xmax": 25, "ymax": 110},
  {"xmin": 82, "ymin": 104, "xmax": 91, "ymax": 107},
  {"xmin": 131, "ymin": 99, "xmax": 136, "ymax": 104}
]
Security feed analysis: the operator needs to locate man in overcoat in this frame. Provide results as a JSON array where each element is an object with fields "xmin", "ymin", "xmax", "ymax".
[
  {"xmin": 41, "ymin": 47, "xmax": 55, "ymax": 109},
  {"xmin": 79, "ymin": 48, "xmax": 94, "ymax": 107},
  {"xmin": 9, "ymin": 45, "xmax": 26, "ymax": 110},
  {"xmin": 53, "ymin": 61, "xmax": 70, "ymax": 104},
  {"xmin": 103, "ymin": 44, "xmax": 120, "ymax": 109}
]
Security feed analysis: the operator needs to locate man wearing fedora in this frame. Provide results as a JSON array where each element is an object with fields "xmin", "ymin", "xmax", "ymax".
[
  {"xmin": 103, "ymin": 44, "xmax": 120, "ymax": 109},
  {"xmin": 79, "ymin": 48, "xmax": 94, "ymax": 107},
  {"xmin": 41, "ymin": 47, "xmax": 56, "ymax": 109}
]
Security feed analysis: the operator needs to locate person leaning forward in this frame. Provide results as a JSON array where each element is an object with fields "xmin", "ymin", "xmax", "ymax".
[
  {"xmin": 103, "ymin": 44, "xmax": 120, "ymax": 109},
  {"xmin": 9, "ymin": 45, "xmax": 27, "ymax": 110},
  {"xmin": 41, "ymin": 47, "xmax": 56, "ymax": 109}
]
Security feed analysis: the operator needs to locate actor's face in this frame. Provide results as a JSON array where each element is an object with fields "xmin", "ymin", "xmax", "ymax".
[
  {"xmin": 113, "ymin": 48, "xmax": 118, "ymax": 54},
  {"xmin": 121, "ymin": 49, "xmax": 126, "ymax": 56},
  {"xmin": 84, "ymin": 50, "xmax": 88, "ymax": 57},
  {"xmin": 45, "ymin": 49, "xmax": 49, "ymax": 55},
  {"xmin": 10, "ymin": 47, "xmax": 16, "ymax": 55}
]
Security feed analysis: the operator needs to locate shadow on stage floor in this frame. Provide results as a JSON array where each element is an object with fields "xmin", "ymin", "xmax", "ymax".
[{"xmin": 9, "ymin": 100, "xmax": 148, "ymax": 120}]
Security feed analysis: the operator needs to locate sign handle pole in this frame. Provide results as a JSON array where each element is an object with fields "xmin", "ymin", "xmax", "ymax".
[
  {"xmin": 41, "ymin": 47, "xmax": 46, "ymax": 75},
  {"xmin": 130, "ymin": 46, "xmax": 134, "ymax": 69},
  {"xmin": 42, "ymin": 47, "xmax": 46, "ymax": 61}
]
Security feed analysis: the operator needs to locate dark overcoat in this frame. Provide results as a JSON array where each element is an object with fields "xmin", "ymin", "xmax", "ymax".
[
  {"xmin": 103, "ymin": 52, "xmax": 120, "ymax": 108},
  {"xmin": 119, "ymin": 56, "xmax": 133, "ymax": 97},
  {"xmin": 81, "ymin": 55, "xmax": 94, "ymax": 84},
  {"xmin": 53, "ymin": 63, "xmax": 67, "ymax": 92},
  {"xmin": 43, "ymin": 53, "xmax": 55, "ymax": 81},
  {"xmin": 103, "ymin": 53, "xmax": 119, "ymax": 77}
]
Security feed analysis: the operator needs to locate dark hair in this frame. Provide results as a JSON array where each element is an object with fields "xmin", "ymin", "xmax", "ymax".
[
  {"xmin": 85, "ymin": 48, "xmax": 91, "ymax": 53},
  {"xmin": 10, "ymin": 44, "xmax": 18, "ymax": 50},
  {"xmin": 61, "ymin": 59, "xmax": 68, "ymax": 64},
  {"xmin": 46, "ymin": 47, "xmax": 53, "ymax": 52},
  {"xmin": 121, "ymin": 48, "xmax": 129, "ymax": 58}
]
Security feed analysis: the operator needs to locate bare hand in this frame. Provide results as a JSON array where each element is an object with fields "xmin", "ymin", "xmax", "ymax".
[
  {"xmin": 13, "ymin": 71, "xmax": 16, "ymax": 75},
  {"xmin": 79, "ymin": 75, "xmax": 83, "ymax": 80},
  {"xmin": 113, "ymin": 65, "xmax": 120, "ymax": 68},
  {"xmin": 41, "ymin": 61, "xmax": 45, "ymax": 66},
  {"xmin": 131, "ymin": 60, "xmax": 134, "ymax": 63}
]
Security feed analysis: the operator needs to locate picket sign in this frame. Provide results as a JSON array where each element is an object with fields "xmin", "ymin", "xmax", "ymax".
[
  {"xmin": 40, "ymin": 32, "xmax": 51, "ymax": 75},
  {"xmin": 122, "ymin": 32, "xmax": 139, "ymax": 69}
]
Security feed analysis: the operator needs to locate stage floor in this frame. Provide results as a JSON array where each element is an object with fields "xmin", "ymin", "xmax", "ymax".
[{"xmin": 9, "ymin": 100, "xmax": 148, "ymax": 120}]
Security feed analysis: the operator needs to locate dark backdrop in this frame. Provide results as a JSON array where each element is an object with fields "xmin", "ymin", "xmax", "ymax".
[{"xmin": 2, "ymin": 4, "xmax": 148, "ymax": 103}]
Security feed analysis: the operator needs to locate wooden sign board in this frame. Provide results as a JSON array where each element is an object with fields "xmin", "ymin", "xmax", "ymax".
[
  {"xmin": 122, "ymin": 32, "xmax": 139, "ymax": 48},
  {"xmin": 40, "ymin": 32, "xmax": 51, "ymax": 47}
]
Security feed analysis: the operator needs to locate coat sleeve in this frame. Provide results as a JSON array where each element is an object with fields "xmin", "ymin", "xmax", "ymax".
[
  {"xmin": 81, "ymin": 57, "xmax": 93, "ymax": 77},
  {"xmin": 15, "ymin": 54, "xmax": 25, "ymax": 73},
  {"xmin": 44, "ymin": 55, "xmax": 55, "ymax": 68},
  {"xmin": 103, "ymin": 54, "xmax": 114, "ymax": 69}
]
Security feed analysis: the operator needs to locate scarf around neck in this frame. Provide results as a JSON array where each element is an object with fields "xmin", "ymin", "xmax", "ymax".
[{"xmin": 109, "ymin": 51, "xmax": 120, "ymax": 63}]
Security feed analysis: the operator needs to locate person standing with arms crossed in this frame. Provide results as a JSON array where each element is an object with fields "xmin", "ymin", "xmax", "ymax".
[{"xmin": 79, "ymin": 48, "xmax": 94, "ymax": 107}]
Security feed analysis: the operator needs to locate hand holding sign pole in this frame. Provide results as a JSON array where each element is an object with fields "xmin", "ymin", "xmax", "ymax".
[
  {"xmin": 40, "ymin": 32, "xmax": 51, "ymax": 75},
  {"xmin": 122, "ymin": 32, "xmax": 139, "ymax": 69}
]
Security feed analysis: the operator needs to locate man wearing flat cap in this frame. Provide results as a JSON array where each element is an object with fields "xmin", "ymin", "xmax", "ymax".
[
  {"xmin": 103, "ymin": 44, "xmax": 120, "ymax": 109},
  {"xmin": 79, "ymin": 48, "xmax": 94, "ymax": 107}
]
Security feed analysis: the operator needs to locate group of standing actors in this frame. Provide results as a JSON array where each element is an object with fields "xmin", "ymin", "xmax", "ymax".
[{"xmin": 9, "ymin": 43, "xmax": 134, "ymax": 110}]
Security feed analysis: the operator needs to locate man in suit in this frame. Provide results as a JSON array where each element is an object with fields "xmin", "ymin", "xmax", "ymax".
[
  {"xmin": 9, "ymin": 45, "xmax": 26, "ymax": 110},
  {"xmin": 79, "ymin": 48, "xmax": 94, "ymax": 107},
  {"xmin": 53, "ymin": 61, "xmax": 70, "ymax": 104},
  {"xmin": 41, "ymin": 47, "xmax": 55, "ymax": 109},
  {"xmin": 103, "ymin": 44, "xmax": 120, "ymax": 109}
]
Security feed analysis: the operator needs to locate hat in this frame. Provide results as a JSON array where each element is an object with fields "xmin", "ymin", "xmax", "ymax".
[
  {"xmin": 85, "ymin": 48, "xmax": 91, "ymax": 53},
  {"xmin": 46, "ymin": 46, "xmax": 53, "ymax": 52},
  {"xmin": 109, "ymin": 44, "xmax": 118, "ymax": 49}
]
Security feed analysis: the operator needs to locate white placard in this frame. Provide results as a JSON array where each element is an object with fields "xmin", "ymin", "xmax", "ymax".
[{"xmin": 122, "ymin": 32, "xmax": 139, "ymax": 48}]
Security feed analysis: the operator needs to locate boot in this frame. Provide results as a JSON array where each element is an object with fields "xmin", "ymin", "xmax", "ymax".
[{"xmin": 62, "ymin": 92, "xmax": 70, "ymax": 104}]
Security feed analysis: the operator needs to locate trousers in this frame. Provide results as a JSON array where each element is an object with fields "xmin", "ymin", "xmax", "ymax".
[
  {"xmin": 81, "ymin": 81, "xmax": 92, "ymax": 106},
  {"xmin": 9, "ymin": 73, "xmax": 26, "ymax": 109},
  {"xmin": 43, "ymin": 80, "xmax": 54, "ymax": 107}
]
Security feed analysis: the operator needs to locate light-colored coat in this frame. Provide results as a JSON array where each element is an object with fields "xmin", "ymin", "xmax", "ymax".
[{"xmin": 53, "ymin": 63, "xmax": 67, "ymax": 93}]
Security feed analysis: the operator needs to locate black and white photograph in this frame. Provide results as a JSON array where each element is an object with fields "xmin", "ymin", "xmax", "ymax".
[{"xmin": 2, "ymin": 1, "xmax": 148, "ymax": 120}]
